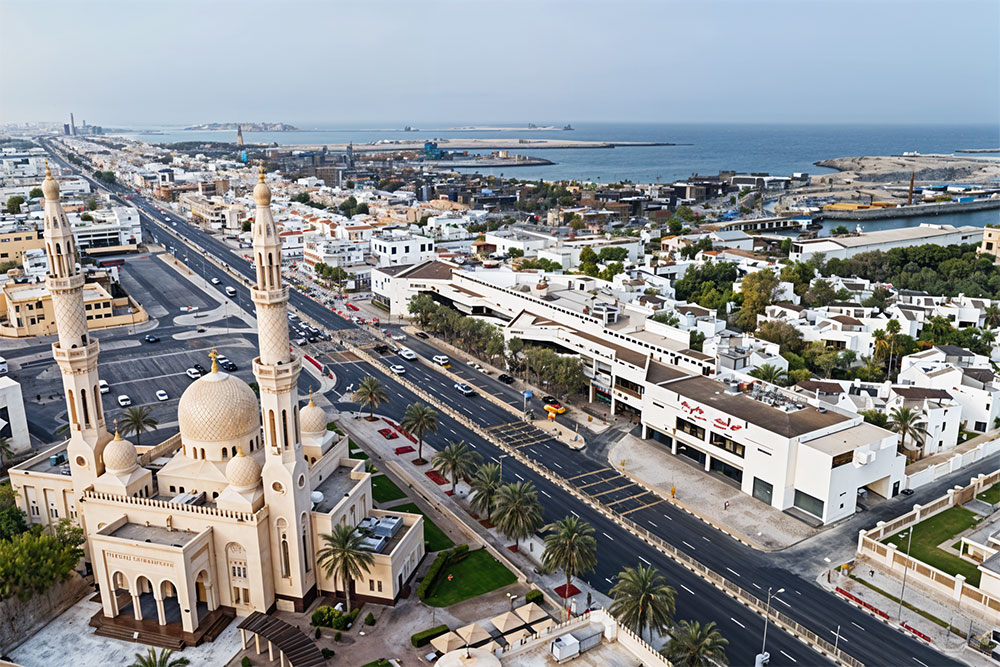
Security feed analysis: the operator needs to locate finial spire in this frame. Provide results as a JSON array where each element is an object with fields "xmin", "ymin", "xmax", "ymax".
[
  {"xmin": 258, "ymin": 162, "xmax": 265, "ymax": 184},
  {"xmin": 113, "ymin": 419, "xmax": 121, "ymax": 440},
  {"xmin": 45, "ymin": 159, "xmax": 52, "ymax": 179},
  {"xmin": 209, "ymin": 348, "xmax": 219, "ymax": 373},
  {"xmin": 236, "ymin": 444, "xmax": 245, "ymax": 457},
  {"xmin": 308, "ymin": 389, "xmax": 315, "ymax": 407}
]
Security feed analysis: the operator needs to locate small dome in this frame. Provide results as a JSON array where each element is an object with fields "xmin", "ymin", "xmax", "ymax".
[
  {"xmin": 300, "ymin": 397, "xmax": 328, "ymax": 434},
  {"xmin": 103, "ymin": 430, "xmax": 138, "ymax": 474},
  {"xmin": 253, "ymin": 165, "xmax": 272, "ymax": 206},
  {"xmin": 42, "ymin": 162, "xmax": 60, "ymax": 200},
  {"xmin": 225, "ymin": 448, "xmax": 261, "ymax": 489},
  {"xmin": 178, "ymin": 368, "xmax": 260, "ymax": 444}
]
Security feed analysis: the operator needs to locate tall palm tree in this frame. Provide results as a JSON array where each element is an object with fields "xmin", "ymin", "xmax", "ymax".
[
  {"xmin": 609, "ymin": 564, "xmax": 676, "ymax": 642},
  {"xmin": 118, "ymin": 406, "xmax": 158, "ymax": 446},
  {"xmin": 316, "ymin": 523, "xmax": 375, "ymax": 613},
  {"xmin": 400, "ymin": 402, "xmax": 438, "ymax": 462},
  {"xmin": 985, "ymin": 304, "xmax": 1000, "ymax": 330},
  {"xmin": 886, "ymin": 319, "xmax": 902, "ymax": 377},
  {"xmin": 749, "ymin": 363, "xmax": 787, "ymax": 386},
  {"xmin": 541, "ymin": 516, "xmax": 598, "ymax": 618},
  {"xmin": 888, "ymin": 406, "xmax": 928, "ymax": 461},
  {"xmin": 661, "ymin": 620, "xmax": 729, "ymax": 666},
  {"xmin": 493, "ymin": 481, "xmax": 543, "ymax": 552},
  {"xmin": 872, "ymin": 328, "xmax": 889, "ymax": 365},
  {"xmin": 354, "ymin": 376, "xmax": 387, "ymax": 420},
  {"xmin": 431, "ymin": 440, "xmax": 481, "ymax": 493},
  {"xmin": 469, "ymin": 463, "xmax": 502, "ymax": 521},
  {"xmin": 129, "ymin": 647, "xmax": 190, "ymax": 667}
]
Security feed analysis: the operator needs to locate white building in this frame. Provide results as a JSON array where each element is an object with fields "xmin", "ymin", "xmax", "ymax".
[
  {"xmin": 303, "ymin": 236, "xmax": 366, "ymax": 271},
  {"xmin": 790, "ymin": 224, "xmax": 983, "ymax": 262},
  {"xmin": 899, "ymin": 346, "xmax": 1000, "ymax": 433},
  {"xmin": 72, "ymin": 206, "xmax": 142, "ymax": 249},
  {"xmin": 370, "ymin": 232, "xmax": 435, "ymax": 267},
  {"xmin": 0, "ymin": 376, "xmax": 30, "ymax": 455}
]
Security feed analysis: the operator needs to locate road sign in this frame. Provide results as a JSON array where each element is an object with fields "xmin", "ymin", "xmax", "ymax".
[{"xmin": 522, "ymin": 390, "xmax": 533, "ymax": 399}]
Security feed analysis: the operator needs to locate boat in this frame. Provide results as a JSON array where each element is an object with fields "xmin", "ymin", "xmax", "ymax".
[{"xmin": 563, "ymin": 124, "xmax": 574, "ymax": 131}]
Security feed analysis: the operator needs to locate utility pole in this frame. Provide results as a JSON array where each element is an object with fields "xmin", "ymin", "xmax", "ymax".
[
  {"xmin": 759, "ymin": 586, "xmax": 784, "ymax": 664},
  {"xmin": 898, "ymin": 526, "xmax": 914, "ymax": 620}
]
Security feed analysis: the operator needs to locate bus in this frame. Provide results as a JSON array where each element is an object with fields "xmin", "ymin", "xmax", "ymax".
[{"xmin": 98, "ymin": 258, "xmax": 125, "ymax": 268}]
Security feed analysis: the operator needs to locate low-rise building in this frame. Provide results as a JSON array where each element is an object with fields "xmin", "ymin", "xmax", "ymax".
[
  {"xmin": 370, "ymin": 232, "xmax": 435, "ymax": 267},
  {"xmin": 0, "ymin": 279, "xmax": 147, "ymax": 338},
  {"xmin": 790, "ymin": 224, "xmax": 983, "ymax": 262}
]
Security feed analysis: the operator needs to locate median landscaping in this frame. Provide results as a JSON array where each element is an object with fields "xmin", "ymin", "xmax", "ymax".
[
  {"xmin": 392, "ymin": 502, "xmax": 455, "ymax": 551},
  {"xmin": 884, "ymin": 506, "xmax": 983, "ymax": 586}
]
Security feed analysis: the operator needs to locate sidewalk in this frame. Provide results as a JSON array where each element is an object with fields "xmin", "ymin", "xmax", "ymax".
[
  {"xmin": 823, "ymin": 566, "xmax": 995, "ymax": 666},
  {"xmin": 609, "ymin": 433, "xmax": 818, "ymax": 551}
]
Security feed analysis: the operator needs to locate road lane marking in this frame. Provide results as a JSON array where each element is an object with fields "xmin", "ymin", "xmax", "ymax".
[
  {"xmin": 775, "ymin": 597, "xmax": 791, "ymax": 608},
  {"xmin": 752, "ymin": 583, "xmax": 762, "ymax": 590},
  {"xmin": 602, "ymin": 532, "xmax": 613, "ymax": 540},
  {"xmin": 830, "ymin": 630, "xmax": 848, "ymax": 643},
  {"xmin": 638, "ymin": 556, "xmax": 650, "ymax": 565},
  {"xmin": 780, "ymin": 650, "xmax": 797, "ymax": 663},
  {"xmin": 725, "ymin": 567, "xmax": 741, "ymax": 577},
  {"xmin": 701, "ymin": 535, "xmax": 710, "ymax": 542},
  {"xmin": 730, "ymin": 617, "xmax": 745, "ymax": 629},
  {"xmin": 541, "ymin": 490, "xmax": 552, "ymax": 498},
  {"xmin": 552, "ymin": 462, "xmax": 563, "ymax": 469},
  {"xmin": 570, "ymin": 510, "xmax": 579, "ymax": 517},
  {"xmin": 912, "ymin": 659, "xmax": 928, "ymax": 667},
  {"xmin": 680, "ymin": 585, "xmax": 695, "ymax": 595},
  {"xmin": 682, "ymin": 541, "xmax": 696, "ymax": 550},
  {"xmin": 605, "ymin": 578, "xmax": 613, "ymax": 584},
  {"xmin": 851, "ymin": 622, "xmax": 865, "ymax": 631}
]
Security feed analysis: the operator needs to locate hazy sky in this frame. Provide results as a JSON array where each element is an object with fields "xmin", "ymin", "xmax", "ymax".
[{"xmin": 2, "ymin": 0, "xmax": 997, "ymax": 126}]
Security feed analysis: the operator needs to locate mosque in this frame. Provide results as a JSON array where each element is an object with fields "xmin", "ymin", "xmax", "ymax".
[{"xmin": 10, "ymin": 165, "xmax": 425, "ymax": 647}]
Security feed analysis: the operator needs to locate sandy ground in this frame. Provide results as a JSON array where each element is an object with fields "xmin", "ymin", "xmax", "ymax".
[{"xmin": 816, "ymin": 154, "xmax": 1000, "ymax": 184}]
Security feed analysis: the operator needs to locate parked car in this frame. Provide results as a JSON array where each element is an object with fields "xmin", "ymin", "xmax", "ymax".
[
  {"xmin": 144, "ymin": 334, "xmax": 159, "ymax": 343},
  {"xmin": 414, "ymin": 331, "xmax": 429, "ymax": 340},
  {"xmin": 193, "ymin": 363, "xmax": 206, "ymax": 375},
  {"xmin": 98, "ymin": 379, "xmax": 110, "ymax": 394},
  {"xmin": 186, "ymin": 368, "xmax": 202, "ymax": 379},
  {"xmin": 156, "ymin": 390, "xmax": 169, "ymax": 401},
  {"xmin": 498, "ymin": 374, "xmax": 515, "ymax": 384},
  {"xmin": 900, "ymin": 488, "xmax": 915, "ymax": 496},
  {"xmin": 117, "ymin": 394, "xmax": 132, "ymax": 407},
  {"xmin": 542, "ymin": 396, "xmax": 559, "ymax": 405},
  {"xmin": 454, "ymin": 382, "xmax": 476, "ymax": 396}
]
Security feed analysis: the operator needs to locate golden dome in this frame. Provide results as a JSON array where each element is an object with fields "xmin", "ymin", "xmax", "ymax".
[
  {"xmin": 42, "ymin": 161, "xmax": 60, "ymax": 200},
  {"xmin": 103, "ymin": 428, "xmax": 138, "ymax": 473},
  {"xmin": 253, "ymin": 164, "xmax": 271, "ymax": 206},
  {"xmin": 225, "ymin": 447, "xmax": 262, "ymax": 490},
  {"xmin": 300, "ymin": 396, "xmax": 328, "ymax": 434},
  {"xmin": 178, "ymin": 369, "xmax": 260, "ymax": 444}
]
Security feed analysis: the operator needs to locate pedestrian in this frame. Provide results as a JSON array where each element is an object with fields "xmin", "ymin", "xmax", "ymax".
[
  {"xmin": 724, "ymin": 500, "xmax": 729, "ymax": 511},
  {"xmin": 870, "ymin": 569, "xmax": 875, "ymax": 578}
]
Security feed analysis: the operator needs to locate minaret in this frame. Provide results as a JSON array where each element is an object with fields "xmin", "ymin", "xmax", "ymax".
[
  {"xmin": 236, "ymin": 125, "xmax": 245, "ymax": 146},
  {"xmin": 43, "ymin": 162, "xmax": 110, "ymax": 491},
  {"xmin": 251, "ymin": 165, "xmax": 316, "ymax": 608}
]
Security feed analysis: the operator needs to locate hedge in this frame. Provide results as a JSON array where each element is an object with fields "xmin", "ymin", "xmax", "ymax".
[
  {"xmin": 411, "ymin": 624, "xmax": 449, "ymax": 647},
  {"xmin": 525, "ymin": 589, "xmax": 543, "ymax": 605},
  {"xmin": 418, "ymin": 551, "xmax": 450, "ymax": 599}
]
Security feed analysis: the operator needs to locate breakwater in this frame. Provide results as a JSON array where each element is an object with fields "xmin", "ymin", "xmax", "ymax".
[{"xmin": 816, "ymin": 198, "xmax": 1000, "ymax": 221}]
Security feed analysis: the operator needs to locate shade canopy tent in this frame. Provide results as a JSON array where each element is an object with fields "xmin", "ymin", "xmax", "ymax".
[
  {"xmin": 431, "ymin": 631, "xmax": 465, "ymax": 654},
  {"xmin": 514, "ymin": 602, "xmax": 548, "ymax": 624},
  {"xmin": 531, "ymin": 617, "xmax": 555, "ymax": 633},
  {"xmin": 457, "ymin": 623, "xmax": 491, "ymax": 645},
  {"xmin": 504, "ymin": 628, "xmax": 531, "ymax": 644},
  {"xmin": 490, "ymin": 611, "xmax": 524, "ymax": 633}
]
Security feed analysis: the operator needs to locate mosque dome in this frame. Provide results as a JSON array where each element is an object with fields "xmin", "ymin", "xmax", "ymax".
[
  {"xmin": 178, "ymin": 360, "xmax": 260, "ymax": 444},
  {"xmin": 225, "ymin": 448, "xmax": 262, "ymax": 490},
  {"xmin": 42, "ymin": 162, "xmax": 60, "ymax": 200},
  {"xmin": 300, "ymin": 397, "xmax": 328, "ymax": 434},
  {"xmin": 103, "ymin": 429, "xmax": 138, "ymax": 474},
  {"xmin": 253, "ymin": 166, "xmax": 271, "ymax": 207}
]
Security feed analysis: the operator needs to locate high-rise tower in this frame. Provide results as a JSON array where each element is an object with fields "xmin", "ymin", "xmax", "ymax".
[
  {"xmin": 236, "ymin": 125, "xmax": 245, "ymax": 146},
  {"xmin": 43, "ymin": 162, "xmax": 110, "ymax": 492},
  {"xmin": 251, "ymin": 165, "xmax": 316, "ymax": 609},
  {"xmin": 69, "ymin": 113, "xmax": 76, "ymax": 136}
]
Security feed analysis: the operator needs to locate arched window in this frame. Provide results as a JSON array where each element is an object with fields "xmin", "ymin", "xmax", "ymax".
[
  {"xmin": 80, "ymin": 388, "xmax": 90, "ymax": 428},
  {"xmin": 280, "ymin": 536, "xmax": 290, "ymax": 578},
  {"xmin": 67, "ymin": 389, "xmax": 78, "ymax": 428},
  {"xmin": 293, "ymin": 407, "xmax": 300, "ymax": 444},
  {"xmin": 222, "ymin": 449, "xmax": 228, "ymax": 460},
  {"xmin": 281, "ymin": 410, "xmax": 289, "ymax": 450},
  {"xmin": 301, "ymin": 519, "xmax": 311, "ymax": 573},
  {"xmin": 268, "ymin": 411, "xmax": 277, "ymax": 450}
]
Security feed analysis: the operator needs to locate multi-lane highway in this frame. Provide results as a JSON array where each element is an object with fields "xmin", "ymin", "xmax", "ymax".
[{"xmin": 43, "ymin": 140, "xmax": 963, "ymax": 666}]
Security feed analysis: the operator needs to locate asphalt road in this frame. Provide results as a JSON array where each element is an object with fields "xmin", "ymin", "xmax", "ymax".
[{"xmin": 41, "ymin": 141, "xmax": 963, "ymax": 667}]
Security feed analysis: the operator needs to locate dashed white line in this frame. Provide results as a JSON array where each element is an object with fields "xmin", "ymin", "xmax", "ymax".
[
  {"xmin": 605, "ymin": 577, "xmax": 613, "ymax": 584},
  {"xmin": 730, "ymin": 617, "xmax": 745, "ymax": 629},
  {"xmin": 851, "ymin": 621, "xmax": 865, "ymax": 631},
  {"xmin": 515, "ymin": 473, "xmax": 524, "ymax": 481},
  {"xmin": 752, "ymin": 583, "xmax": 762, "ymax": 590},
  {"xmin": 647, "ymin": 520, "xmax": 658, "ymax": 528},
  {"xmin": 638, "ymin": 556, "xmax": 651, "ymax": 565},
  {"xmin": 780, "ymin": 650, "xmax": 797, "ymax": 663},
  {"xmin": 551, "ymin": 462, "xmax": 563, "ymax": 469},
  {"xmin": 680, "ymin": 584, "xmax": 695, "ymax": 595},
  {"xmin": 912, "ymin": 659, "xmax": 928, "ymax": 667},
  {"xmin": 570, "ymin": 510, "xmax": 579, "ymax": 517},
  {"xmin": 602, "ymin": 532, "xmax": 613, "ymax": 540},
  {"xmin": 682, "ymin": 540, "xmax": 696, "ymax": 550},
  {"xmin": 541, "ymin": 490, "xmax": 552, "ymax": 498},
  {"xmin": 725, "ymin": 567, "xmax": 741, "ymax": 577},
  {"xmin": 701, "ymin": 535, "xmax": 710, "ymax": 542},
  {"xmin": 775, "ymin": 597, "xmax": 791, "ymax": 609}
]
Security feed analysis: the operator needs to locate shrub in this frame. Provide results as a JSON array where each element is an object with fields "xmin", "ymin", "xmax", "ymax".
[
  {"xmin": 335, "ymin": 631, "xmax": 342, "ymax": 642},
  {"xmin": 411, "ymin": 624, "xmax": 449, "ymax": 647},
  {"xmin": 310, "ymin": 605, "xmax": 358, "ymax": 630},
  {"xmin": 241, "ymin": 658, "xmax": 252, "ymax": 667},
  {"xmin": 449, "ymin": 544, "xmax": 470, "ymax": 564},
  {"xmin": 321, "ymin": 648, "xmax": 334, "ymax": 659},
  {"xmin": 525, "ymin": 589, "xmax": 543, "ymax": 605},
  {"xmin": 365, "ymin": 611, "xmax": 376, "ymax": 626},
  {"xmin": 314, "ymin": 627, "xmax": 321, "ymax": 639}
]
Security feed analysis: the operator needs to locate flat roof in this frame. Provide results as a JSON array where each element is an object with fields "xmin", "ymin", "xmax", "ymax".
[
  {"xmin": 110, "ymin": 522, "xmax": 199, "ymax": 547},
  {"xmin": 646, "ymin": 360, "xmax": 689, "ymax": 385},
  {"xmin": 798, "ymin": 225, "xmax": 980, "ymax": 248},
  {"xmin": 669, "ymin": 375, "xmax": 850, "ymax": 439},
  {"xmin": 804, "ymin": 421, "xmax": 891, "ymax": 456},
  {"xmin": 312, "ymin": 465, "xmax": 360, "ymax": 514}
]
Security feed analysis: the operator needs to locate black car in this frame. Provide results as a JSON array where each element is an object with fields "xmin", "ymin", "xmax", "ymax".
[
  {"xmin": 374, "ymin": 344, "xmax": 391, "ymax": 354},
  {"xmin": 308, "ymin": 336, "xmax": 318, "ymax": 343},
  {"xmin": 900, "ymin": 488, "xmax": 915, "ymax": 496},
  {"xmin": 498, "ymin": 374, "xmax": 515, "ymax": 384},
  {"xmin": 144, "ymin": 334, "xmax": 159, "ymax": 343},
  {"xmin": 222, "ymin": 361, "xmax": 238, "ymax": 372},
  {"xmin": 542, "ymin": 395, "xmax": 558, "ymax": 405},
  {"xmin": 193, "ymin": 363, "xmax": 207, "ymax": 374},
  {"xmin": 415, "ymin": 331, "xmax": 429, "ymax": 340}
]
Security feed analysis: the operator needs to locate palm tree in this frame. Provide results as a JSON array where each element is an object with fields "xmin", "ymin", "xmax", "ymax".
[
  {"xmin": 316, "ymin": 523, "xmax": 375, "ymax": 613},
  {"xmin": 0, "ymin": 436, "xmax": 13, "ymax": 471},
  {"xmin": 129, "ymin": 647, "xmax": 190, "ymax": 667},
  {"xmin": 118, "ymin": 406, "xmax": 158, "ymax": 446},
  {"xmin": 748, "ymin": 363, "xmax": 787, "ymax": 386},
  {"xmin": 541, "ymin": 516, "xmax": 598, "ymax": 619},
  {"xmin": 888, "ymin": 406, "xmax": 929, "ymax": 461},
  {"xmin": 661, "ymin": 620, "xmax": 729, "ymax": 666},
  {"xmin": 985, "ymin": 304, "xmax": 1000, "ymax": 329},
  {"xmin": 431, "ymin": 440, "xmax": 481, "ymax": 493},
  {"xmin": 469, "ymin": 463, "xmax": 502, "ymax": 521},
  {"xmin": 873, "ymin": 328, "xmax": 889, "ymax": 366},
  {"xmin": 493, "ymin": 481, "xmax": 543, "ymax": 552},
  {"xmin": 886, "ymin": 319, "xmax": 902, "ymax": 377},
  {"xmin": 354, "ymin": 376, "xmax": 387, "ymax": 420},
  {"xmin": 400, "ymin": 402, "xmax": 438, "ymax": 463},
  {"xmin": 609, "ymin": 564, "xmax": 676, "ymax": 642}
]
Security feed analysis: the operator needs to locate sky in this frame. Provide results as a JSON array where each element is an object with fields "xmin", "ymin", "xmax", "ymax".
[{"xmin": 1, "ymin": 0, "xmax": 998, "ymax": 127}]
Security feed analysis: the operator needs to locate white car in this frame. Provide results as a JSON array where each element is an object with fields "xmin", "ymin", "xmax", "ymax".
[
  {"xmin": 98, "ymin": 379, "xmax": 110, "ymax": 394},
  {"xmin": 185, "ymin": 368, "xmax": 202, "ymax": 379},
  {"xmin": 389, "ymin": 364, "xmax": 406, "ymax": 375},
  {"xmin": 211, "ymin": 277, "xmax": 221, "ymax": 285},
  {"xmin": 432, "ymin": 355, "xmax": 450, "ymax": 367},
  {"xmin": 392, "ymin": 333, "xmax": 407, "ymax": 341},
  {"xmin": 117, "ymin": 394, "xmax": 132, "ymax": 407},
  {"xmin": 156, "ymin": 390, "xmax": 169, "ymax": 401},
  {"xmin": 454, "ymin": 382, "xmax": 476, "ymax": 397}
]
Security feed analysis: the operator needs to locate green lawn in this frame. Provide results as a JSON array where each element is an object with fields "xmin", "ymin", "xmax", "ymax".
[
  {"xmin": 977, "ymin": 485, "xmax": 1000, "ymax": 505},
  {"xmin": 371, "ymin": 474, "xmax": 408, "ymax": 504},
  {"xmin": 348, "ymin": 445, "xmax": 369, "ymax": 460},
  {"xmin": 422, "ymin": 549, "xmax": 517, "ymax": 607},
  {"xmin": 391, "ymin": 502, "xmax": 455, "ymax": 551},
  {"xmin": 884, "ymin": 506, "xmax": 983, "ymax": 586}
]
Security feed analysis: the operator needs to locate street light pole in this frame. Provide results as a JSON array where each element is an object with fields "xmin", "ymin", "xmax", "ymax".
[
  {"xmin": 761, "ymin": 586, "xmax": 784, "ymax": 658},
  {"xmin": 898, "ymin": 526, "xmax": 914, "ymax": 620}
]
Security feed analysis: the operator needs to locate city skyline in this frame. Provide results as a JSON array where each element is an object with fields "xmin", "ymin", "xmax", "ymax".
[{"xmin": 1, "ymin": 0, "xmax": 997, "ymax": 127}]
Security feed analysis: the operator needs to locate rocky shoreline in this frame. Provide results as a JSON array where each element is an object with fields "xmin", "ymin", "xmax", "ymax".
[{"xmin": 815, "ymin": 154, "xmax": 1000, "ymax": 183}]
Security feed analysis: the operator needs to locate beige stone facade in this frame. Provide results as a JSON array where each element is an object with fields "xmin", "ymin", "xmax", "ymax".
[
  {"xmin": 0, "ymin": 280, "xmax": 147, "ymax": 338},
  {"xmin": 9, "ymin": 166, "xmax": 424, "ymax": 646},
  {"xmin": 980, "ymin": 226, "xmax": 1000, "ymax": 261}
]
